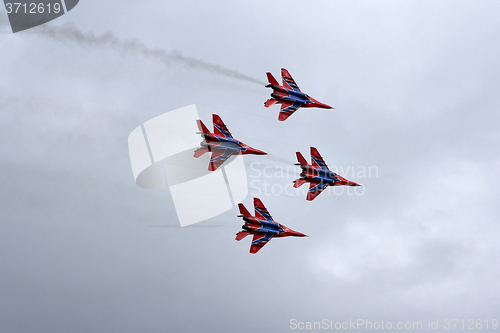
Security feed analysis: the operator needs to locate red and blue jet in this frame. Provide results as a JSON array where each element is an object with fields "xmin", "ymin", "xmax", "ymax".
[
  {"xmin": 294, "ymin": 147, "xmax": 361, "ymax": 201},
  {"xmin": 194, "ymin": 114, "xmax": 267, "ymax": 171},
  {"xmin": 236, "ymin": 197, "xmax": 307, "ymax": 254},
  {"xmin": 264, "ymin": 68, "xmax": 333, "ymax": 121}
]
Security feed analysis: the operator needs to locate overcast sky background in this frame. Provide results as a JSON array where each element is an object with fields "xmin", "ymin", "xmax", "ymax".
[{"xmin": 1, "ymin": 1, "xmax": 500, "ymax": 332}]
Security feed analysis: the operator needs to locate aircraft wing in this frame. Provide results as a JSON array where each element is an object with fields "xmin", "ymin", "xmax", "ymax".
[
  {"xmin": 208, "ymin": 148, "xmax": 233, "ymax": 171},
  {"xmin": 253, "ymin": 198, "xmax": 275, "ymax": 223},
  {"xmin": 278, "ymin": 101, "xmax": 302, "ymax": 121},
  {"xmin": 310, "ymin": 147, "xmax": 329, "ymax": 171},
  {"xmin": 212, "ymin": 114, "xmax": 233, "ymax": 139},
  {"xmin": 306, "ymin": 181, "xmax": 328, "ymax": 201},
  {"xmin": 250, "ymin": 232, "xmax": 274, "ymax": 254},
  {"xmin": 281, "ymin": 68, "xmax": 301, "ymax": 92}
]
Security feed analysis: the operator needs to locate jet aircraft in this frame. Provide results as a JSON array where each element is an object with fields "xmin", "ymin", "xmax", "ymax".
[
  {"xmin": 236, "ymin": 197, "xmax": 307, "ymax": 254},
  {"xmin": 264, "ymin": 68, "xmax": 333, "ymax": 121},
  {"xmin": 293, "ymin": 147, "xmax": 361, "ymax": 201},
  {"xmin": 194, "ymin": 114, "xmax": 267, "ymax": 171}
]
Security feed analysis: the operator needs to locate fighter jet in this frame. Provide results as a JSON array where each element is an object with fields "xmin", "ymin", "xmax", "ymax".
[
  {"xmin": 293, "ymin": 147, "xmax": 361, "ymax": 201},
  {"xmin": 236, "ymin": 197, "xmax": 307, "ymax": 254},
  {"xmin": 264, "ymin": 68, "xmax": 333, "ymax": 121},
  {"xmin": 194, "ymin": 114, "xmax": 267, "ymax": 171}
]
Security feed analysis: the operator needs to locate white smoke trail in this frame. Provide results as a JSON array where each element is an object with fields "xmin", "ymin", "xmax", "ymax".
[{"xmin": 0, "ymin": 16, "xmax": 265, "ymax": 85}]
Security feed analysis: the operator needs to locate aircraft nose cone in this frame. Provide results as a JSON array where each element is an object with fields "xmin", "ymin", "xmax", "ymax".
[
  {"xmin": 246, "ymin": 147, "xmax": 267, "ymax": 155},
  {"xmin": 308, "ymin": 97, "xmax": 333, "ymax": 109},
  {"xmin": 320, "ymin": 103, "xmax": 333, "ymax": 109}
]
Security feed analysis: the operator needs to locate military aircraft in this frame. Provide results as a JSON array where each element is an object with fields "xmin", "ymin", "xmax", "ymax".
[
  {"xmin": 236, "ymin": 197, "xmax": 307, "ymax": 254},
  {"xmin": 264, "ymin": 68, "xmax": 333, "ymax": 121},
  {"xmin": 293, "ymin": 147, "xmax": 361, "ymax": 201},
  {"xmin": 194, "ymin": 114, "xmax": 267, "ymax": 171}
]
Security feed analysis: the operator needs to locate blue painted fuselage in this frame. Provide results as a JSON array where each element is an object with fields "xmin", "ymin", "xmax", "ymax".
[
  {"xmin": 242, "ymin": 216, "xmax": 284, "ymax": 234},
  {"xmin": 301, "ymin": 167, "xmax": 340, "ymax": 184},
  {"xmin": 205, "ymin": 133, "xmax": 246, "ymax": 153},
  {"xmin": 279, "ymin": 89, "xmax": 310, "ymax": 105}
]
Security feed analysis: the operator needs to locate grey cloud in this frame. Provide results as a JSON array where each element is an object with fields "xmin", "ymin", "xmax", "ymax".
[{"xmin": 2, "ymin": 1, "xmax": 500, "ymax": 332}]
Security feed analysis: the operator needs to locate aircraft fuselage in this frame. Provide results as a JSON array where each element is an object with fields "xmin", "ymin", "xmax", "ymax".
[
  {"xmin": 268, "ymin": 84, "xmax": 308, "ymax": 99},
  {"xmin": 299, "ymin": 166, "xmax": 339, "ymax": 184},
  {"xmin": 270, "ymin": 88, "xmax": 309, "ymax": 105},
  {"xmin": 242, "ymin": 218, "xmax": 284, "ymax": 235},
  {"xmin": 301, "ymin": 173, "xmax": 338, "ymax": 185},
  {"xmin": 202, "ymin": 133, "xmax": 247, "ymax": 152},
  {"xmin": 242, "ymin": 216, "xmax": 283, "ymax": 231},
  {"xmin": 268, "ymin": 84, "xmax": 330, "ymax": 109},
  {"xmin": 297, "ymin": 164, "xmax": 360, "ymax": 187}
]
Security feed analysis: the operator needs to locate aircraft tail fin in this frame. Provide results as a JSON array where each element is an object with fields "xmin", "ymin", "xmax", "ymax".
[
  {"xmin": 266, "ymin": 72, "xmax": 280, "ymax": 86},
  {"xmin": 196, "ymin": 119, "xmax": 210, "ymax": 134},
  {"xmin": 238, "ymin": 203, "xmax": 251, "ymax": 217},
  {"xmin": 235, "ymin": 231, "xmax": 250, "ymax": 241},
  {"xmin": 296, "ymin": 152, "xmax": 308, "ymax": 166}
]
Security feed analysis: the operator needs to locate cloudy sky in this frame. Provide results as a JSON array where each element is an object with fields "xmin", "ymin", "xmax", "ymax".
[{"xmin": 1, "ymin": 1, "xmax": 500, "ymax": 332}]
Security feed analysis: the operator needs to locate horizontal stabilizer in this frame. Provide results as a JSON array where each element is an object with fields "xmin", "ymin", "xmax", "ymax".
[{"xmin": 235, "ymin": 231, "xmax": 250, "ymax": 241}]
